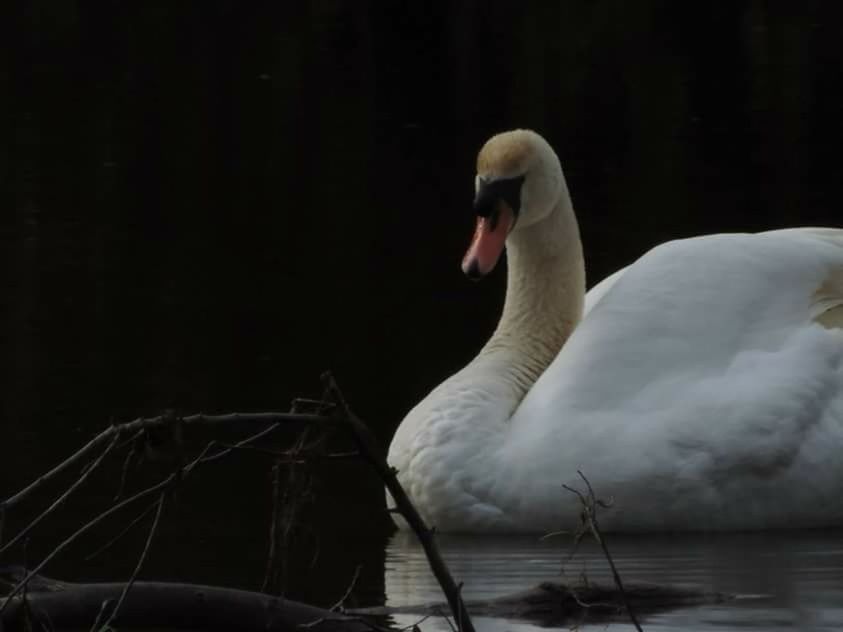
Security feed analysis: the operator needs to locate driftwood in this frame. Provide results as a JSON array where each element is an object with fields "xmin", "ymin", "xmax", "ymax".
[{"xmin": 0, "ymin": 567, "xmax": 379, "ymax": 632}]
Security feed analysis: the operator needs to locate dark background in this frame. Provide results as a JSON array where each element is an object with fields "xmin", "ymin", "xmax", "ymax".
[{"xmin": 3, "ymin": 0, "xmax": 843, "ymax": 609}]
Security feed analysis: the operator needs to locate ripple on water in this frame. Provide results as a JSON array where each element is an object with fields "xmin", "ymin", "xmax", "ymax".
[{"xmin": 384, "ymin": 529, "xmax": 843, "ymax": 631}]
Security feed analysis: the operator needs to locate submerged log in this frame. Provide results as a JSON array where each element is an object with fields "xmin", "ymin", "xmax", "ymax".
[{"xmin": 353, "ymin": 580, "xmax": 731, "ymax": 625}]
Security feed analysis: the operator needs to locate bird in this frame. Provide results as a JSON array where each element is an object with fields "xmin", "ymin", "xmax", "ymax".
[{"xmin": 386, "ymin": 129, "xmax": 843, "ymax": 534}]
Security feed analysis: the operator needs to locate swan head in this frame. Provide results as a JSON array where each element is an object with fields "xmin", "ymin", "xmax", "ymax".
[{"xmin": 462, "ymin": 129, "xmax": 564, "ymax": 279}]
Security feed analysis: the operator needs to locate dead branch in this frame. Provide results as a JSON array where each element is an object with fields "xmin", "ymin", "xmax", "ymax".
[
  {"xmin": 0, "ymin": 476, "xmax": 172, "ymax": 614},
  {"xmin": 330, "ymin": 564, "xmax": 362, "ymax": 613},
  {"xmin": 262, "ymin": 456, "xmax": 285, "ymax": 594},
  {"xmin": 113, "ymin": 429, "xmax": 144, "ymax": 501},
  {"xmin": 0, "ymin": 570, "xmax": 384, "ymax": 632},
  {"xmin": 1, "ymin": 412, "xmax": 338, "ymax": 512},
  {"xmin": 261, "ymin": 429, "xmax": 313, "ymax": 596},
  {"xmin": 0, "ymin": 433, "xmax": 120, "ymax": 556},
  {"xmin": 84, "ymin": 499, "xmax": 158, "ymax": 562},
  {"xmin": 1, "ymin": 375, "xmax": 473, "ymax": 631},
  {"xmin": 0, "ymin": 419, "xmax": 291, "ymax": 615},
  {"xmin": 321, "ymin": 373, "xmax": 476, "ymax": 632},
  {"xmin": 563, "ymin": 470, "xmax": 643, "ymax": 632},
  {"xmin": 95, "ymin": 492, "xmax": 166, "ymax": 631}
]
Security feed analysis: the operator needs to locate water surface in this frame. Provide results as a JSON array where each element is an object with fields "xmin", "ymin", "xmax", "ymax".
[{"xmin": 386, "ymin": 530, "xmax": 843, "ymax": 631}]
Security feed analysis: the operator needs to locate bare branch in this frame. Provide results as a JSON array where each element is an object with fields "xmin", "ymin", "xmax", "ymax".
[
  {"xmin": 0, "ymin": 433, "xmax": 121, "ymax": 557},
  {"xmin": 2, "ymin": 412, "xmax": 338, "ymax": 512},
  {"xmin": 1, "ymin": 416, "xmax": 289, "ymax": 614},
  {"xmin": 3, "ymin": 427, "xmax": 117, "ymax": 511},
  {"xmin": 84, "ymin": 499, "xmax": 159, "ymax": 562},
  {"xmin": 321, "ymin": 372, "xmax": 476, "ymax": 632},
  {"xmin": 95, "ymin": 492, "xmax": 166, "ymax": 631},
  {"xmin": 330, "ymin": 565, "xmax": 362, "ymax": 613},
  {"xmin": 563, "ymin": 471, "xmax": 643, "ymax": 632},
  {"xmin": 261, "ymin": 457, "xmax": 284, "ymax": 594},
  {"xmin": 113, "ymin": 430, "xmax": 143, "ymax": 501},
  {"xmin": 0, "ymin": 478, "xmax": 171, "ymax": 614}
]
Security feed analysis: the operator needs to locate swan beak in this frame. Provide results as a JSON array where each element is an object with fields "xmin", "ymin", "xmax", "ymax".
[{"xmin": 461, "ymin": 202, "xmax": 515, "ymax": 280}]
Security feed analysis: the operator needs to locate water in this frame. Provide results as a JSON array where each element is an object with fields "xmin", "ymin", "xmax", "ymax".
[
  {"xmin": 385, "ymin": 531, "xmax": 843, "ymax": 631},
  {"xmin": 4, "ymin": 2, "xmax": 843, "ymax": 630}
]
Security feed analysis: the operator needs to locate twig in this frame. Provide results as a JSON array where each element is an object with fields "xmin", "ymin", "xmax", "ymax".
[
  {"xmin": 456, "ymin": 582, "xmax": 464, "ymax": 632},
  {"xmin": 563, "ymin": 471, "xmax": 643, "ymax": 632},
  {"xmin": 88, "ymin": 599, "xmax": 110, "ymax": 632},
  {"xmin": 261, "ymin": 457, "xmax": 283, "ymax": 594},
  {"xmin": 297, "ymin": 613, "xmax": 386, "ymax": 631},
  {"xmin": 2, "ymin": 413, "xmax": 338, "ymax": 511},
  {"xmin": 187, "ymin": 423, "xmax": 281, "ymax": 469},
  {"xmin": 330, "ymin": 565, "xmax": 362, "ymax": 612},
  {"xmin": 84, "ymin": 499, "xmax": 158, "ymax": 562},
  {"xmin": 93, "ymin": 422, "xmax": 286, "ymax": 566},
  {"xmin": 260, "ymin": 408, "xmax": 315, "ymax": 597},
  {"xmin": 95, "ymin": 493, "xmax": 166, "ymax": 631},
  {"xmin": 113, "ymin": 432, "xmax": 143, "ymax": 501},
  {"xmin": 21, "ymin": 539, "xmax": 31, "ymax": 631},
  {"xmin": 434, "ymin": 606, "xmax": 457, "ymax": 632},
  {"xmin": 0, "ymin": 434, "xmax": 121, "ymax": 558},
  {"xmin": 1, "ymin": 419, "xmax": 284, "ymax": 615},
  {"xmin": 2, "ymin": 427, "xmax": 119, "ymax": 511},
  {"xmin": 0, "ymin": 478, "xmax": 171, "ymax": 614},
  {"xmin": 279, "ymin": 431, "xmax": 313, "ymax": 594},
  {"xmin": 290, "ymin": 398, "xmax": 336, "ymax": 412},
  {"xmin": 210, "ymin": 442, "xmax": 354, "ymax": 463},
  {"xmin": 321, "ymin": 372, "xmax": 476, "ymax": 632},
  {"xmin": 399, "ymin": 614, "xmax": 433, "ymax": 631},
  {"xmin": 567, "ymin": 585, "xmax": 618, "ymax": 612}
]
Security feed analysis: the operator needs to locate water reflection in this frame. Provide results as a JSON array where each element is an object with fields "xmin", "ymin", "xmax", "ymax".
[{"xmin": 384, "ymin": 530, "xmax": 843, "ymax": 631}]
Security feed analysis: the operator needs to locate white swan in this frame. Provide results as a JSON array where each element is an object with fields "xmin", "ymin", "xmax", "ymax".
[{"xmin": 387, "ymin": 129, "xmax": 843, "ymax": 534}]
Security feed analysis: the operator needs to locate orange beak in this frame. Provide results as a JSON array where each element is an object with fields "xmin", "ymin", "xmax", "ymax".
[{"xmin": 461, "ymin": 202, "xmax": 515, "ymax": 280}]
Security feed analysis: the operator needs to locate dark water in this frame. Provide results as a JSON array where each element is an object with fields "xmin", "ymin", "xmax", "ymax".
[
  {"xmin": 387, "ymin": 531, "xmax": 843, "ymax": 631},
  {"xmin": 3, "ymin": 2, "xmax": 843, "ymax": 629}
]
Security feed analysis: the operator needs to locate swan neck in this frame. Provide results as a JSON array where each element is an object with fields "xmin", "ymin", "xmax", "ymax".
[{"xmin": 484, "ymin": 195, "xmax": 585, "ymax": 395}]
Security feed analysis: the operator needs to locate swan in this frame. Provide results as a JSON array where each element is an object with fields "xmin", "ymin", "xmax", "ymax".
[{"xmin": 386, "ymin": 129, "xmax": 843, "ymax": 534}]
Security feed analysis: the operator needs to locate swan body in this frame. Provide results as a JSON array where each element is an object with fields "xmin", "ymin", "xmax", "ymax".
[{"xmin": 387, "ymin": 130, "xmax": 843, "ymax": 533}]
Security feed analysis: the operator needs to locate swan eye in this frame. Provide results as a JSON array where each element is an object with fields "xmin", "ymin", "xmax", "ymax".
[{"xmin": 473, "ymin": 175, "xmax": 526, "ymax": 220}]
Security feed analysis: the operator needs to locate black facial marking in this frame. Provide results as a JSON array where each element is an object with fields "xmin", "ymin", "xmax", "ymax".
[
  {"xmin": 489, "ymin": 208, "xmax": 500, "ymax": 232},
  {"xmin": 473, "ymin": 175, "xmax": 526, "ymax": 221}
]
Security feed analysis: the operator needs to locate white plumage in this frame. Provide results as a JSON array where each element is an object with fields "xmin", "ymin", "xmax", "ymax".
[{"xmin": 387, "ymin": 130, "xmax": 843, "ymax": 533}]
